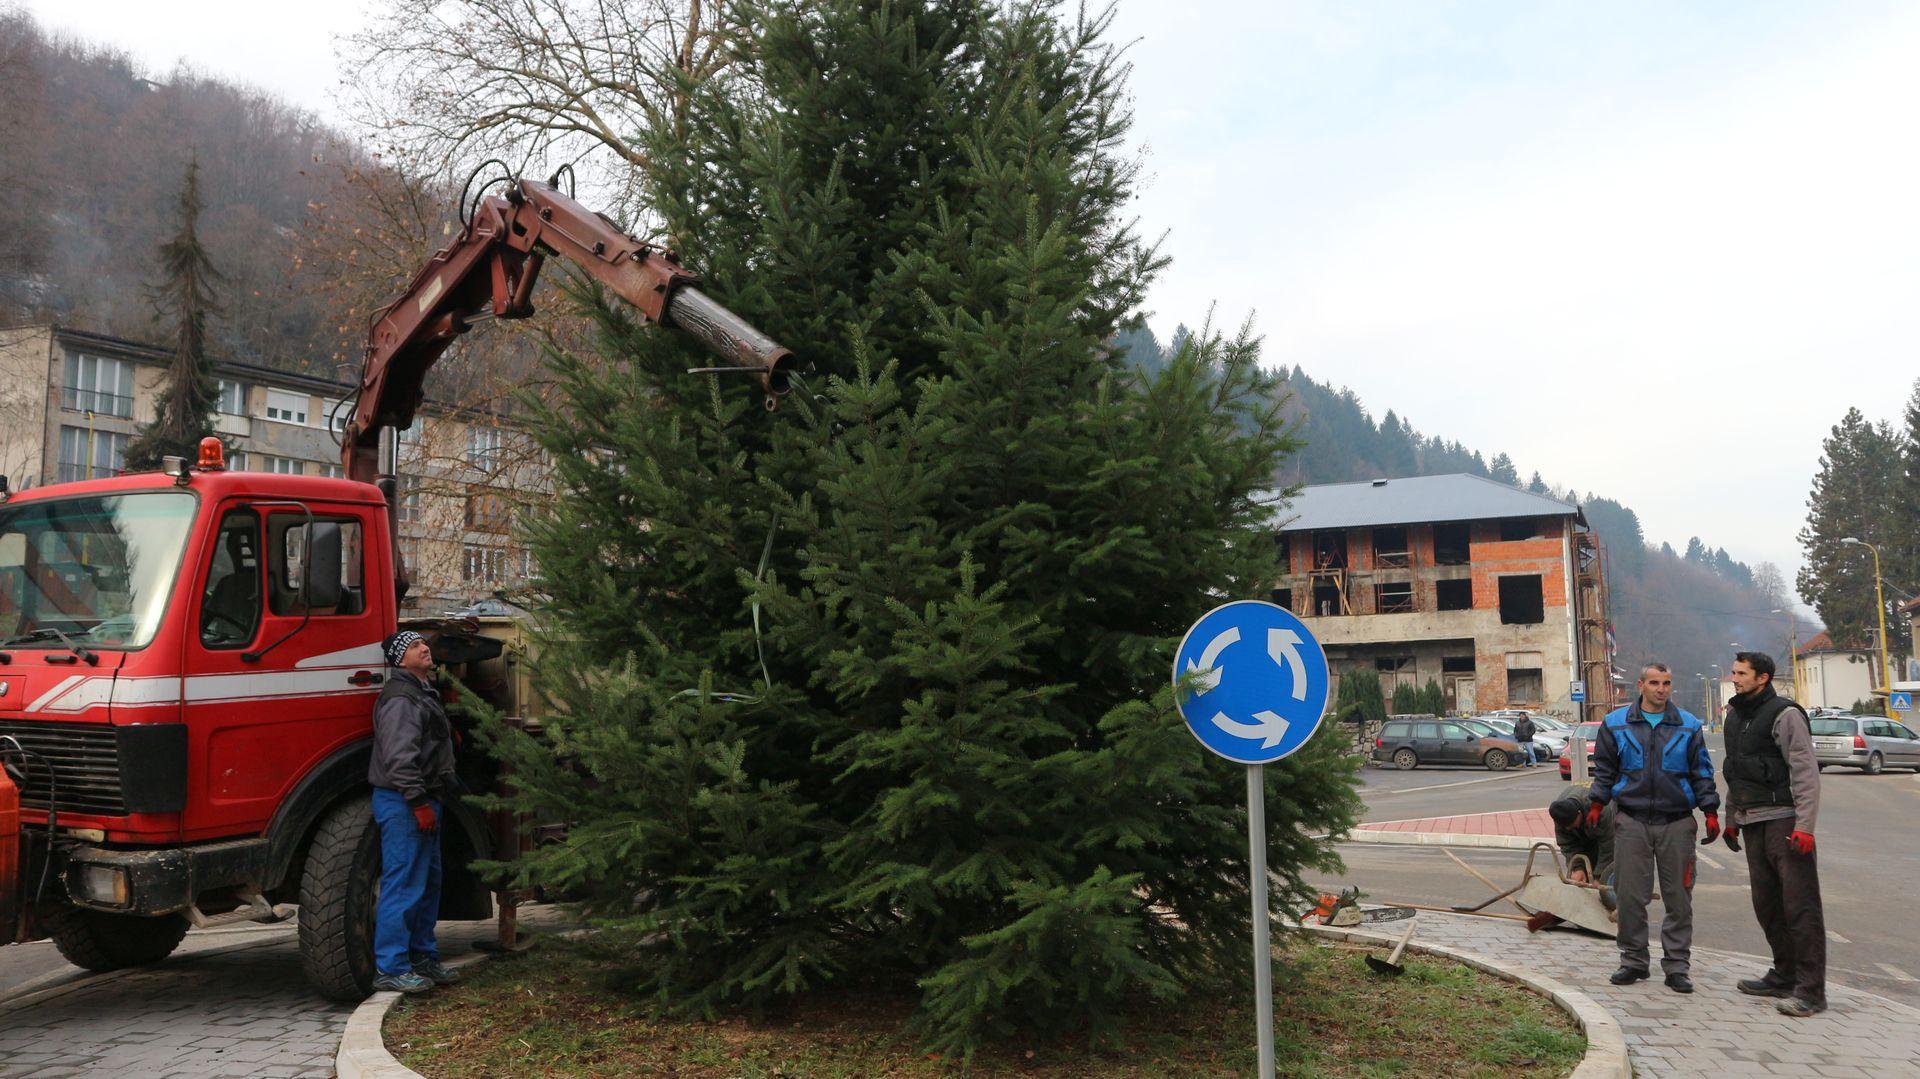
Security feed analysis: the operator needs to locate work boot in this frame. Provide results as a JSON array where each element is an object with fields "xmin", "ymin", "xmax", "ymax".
[
  {"xmin": 412, "ymin": 957, "xmax": 461, "ymax": 985},
  {"xmin": 1664, "ymin": 973, "xmax": 1694, "ymax": 994},
  {"xmin": 1776, "ymin": 996, "xmax": 1827, "ymax": 1018},
  {"xmin": 1737, "ymin": 976, "xmax": 1793, "ymax": 998},
  {"xmin": 1609, "ymin": 967, "xmax": 1649, "ymax": 985},
  {"xmin": 372, "ymin": 970, "xmax": 434, "ymax": 994}
]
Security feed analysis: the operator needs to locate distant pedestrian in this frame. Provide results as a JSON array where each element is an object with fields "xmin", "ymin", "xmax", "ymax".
[
  {"xmin": 1587, "ymin": 662, "xmax": 1720, "ymax": 994},
  {"xmin": 1513, "ymin": 713, "xmax": 1538, "ymax": 767},
  {"xmin": 1721, "ymin": 651, "xmax": 1826, "ymax": 1017},
  {"xmin": 368, "ymin": 630, "xmax": 462, "ymax": 995}
]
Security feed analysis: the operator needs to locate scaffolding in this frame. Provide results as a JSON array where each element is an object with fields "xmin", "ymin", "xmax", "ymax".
[{"xmin": 1573, "ymin": 528, "xmax": 1613, "ymax": 727}]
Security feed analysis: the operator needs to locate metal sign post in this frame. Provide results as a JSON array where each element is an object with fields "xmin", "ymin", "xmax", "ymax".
[
  {"xmin": 1246, "ymin": 763, "xmax": 1274, "ymax": 1077},
  {"xmin": 1174, "ymin": 600, "xmax": 1331, "ymax": 1079}
]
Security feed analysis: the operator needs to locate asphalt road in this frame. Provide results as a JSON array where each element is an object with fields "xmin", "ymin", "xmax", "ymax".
[{"xmin": 1317, "ymin": 736, "xmax": 1920, "ymax": 1007}]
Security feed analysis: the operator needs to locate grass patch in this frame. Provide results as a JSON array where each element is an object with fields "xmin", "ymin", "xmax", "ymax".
[{"xmin": 389, "ymin": 937, "xmax": 1584, "ymax": 1077}]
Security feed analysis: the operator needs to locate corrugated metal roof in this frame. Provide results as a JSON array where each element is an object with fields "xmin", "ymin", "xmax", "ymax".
[{"xmin": 1271, "ymin": 473, "xmax": 1584, "ymax": 532}]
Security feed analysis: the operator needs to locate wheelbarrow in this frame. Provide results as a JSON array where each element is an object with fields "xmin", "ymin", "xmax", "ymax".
[{"xmin": 1450, "ymin": 842, "xmax": 1616, "ymax": 936}]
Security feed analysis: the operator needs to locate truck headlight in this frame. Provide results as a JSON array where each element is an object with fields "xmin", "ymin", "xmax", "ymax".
[{"xmin": 73, "ymin": 864, "xmax": 129, "ymax": 907}]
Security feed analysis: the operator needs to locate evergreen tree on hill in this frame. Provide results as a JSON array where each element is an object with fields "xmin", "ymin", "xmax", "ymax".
[
  {"xmin": 481, "ymin": 0, "xmax": 1357, "ymax": 1055},
  {"xmin": 1489, "ymin": 452, "xmax": 1520, "ymax": 485},
  {"xmin": 1895, "ymin": 379, "xmax": 1920, "ymax": 596},
  {"xmin": 126, "ymin": 156, "xmax": 221, "ymax": 471}
]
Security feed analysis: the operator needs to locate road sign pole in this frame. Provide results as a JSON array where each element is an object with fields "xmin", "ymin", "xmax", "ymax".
[{"xmin": 1247, "ymin": 763, "xmax": 1274, "ymax": 1079}]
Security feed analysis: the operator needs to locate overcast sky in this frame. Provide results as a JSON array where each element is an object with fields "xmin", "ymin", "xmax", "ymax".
[{"xmin": 21, "ymin": 1, "xmax": 1919, "ymax": 597}]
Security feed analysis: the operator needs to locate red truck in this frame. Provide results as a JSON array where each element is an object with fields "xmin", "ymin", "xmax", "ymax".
[{"xmin": 0, "ymin": 176, "xmax": 794, "ymax": 997}]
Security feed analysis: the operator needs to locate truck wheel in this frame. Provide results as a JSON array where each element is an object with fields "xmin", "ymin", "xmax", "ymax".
[
  {"xmin": 298, "ymin": 793, "xmax": 381, "ymax": 1000},
  {"xmin": 45, "ymin": 907, "xmax": 189, "ymax": 971}
]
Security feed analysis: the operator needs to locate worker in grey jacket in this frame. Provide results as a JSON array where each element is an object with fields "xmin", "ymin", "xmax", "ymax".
[
  {"xmin": 367, "ymin": 630, "xmax": 461, "ymax": 995},
  {"xmin": 1722, "ymin": 651, "xmax": 1826, "ymax": 1017}
]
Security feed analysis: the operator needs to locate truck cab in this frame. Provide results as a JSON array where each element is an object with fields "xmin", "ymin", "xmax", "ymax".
[{"xmin": 0, "ymin": 455, "xmax": 489, "ymax": 996}]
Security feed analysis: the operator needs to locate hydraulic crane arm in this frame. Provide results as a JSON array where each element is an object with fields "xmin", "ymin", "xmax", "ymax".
[{"xmin": 344, "ymin": 176, "xmax": 797, "ymax": 599}]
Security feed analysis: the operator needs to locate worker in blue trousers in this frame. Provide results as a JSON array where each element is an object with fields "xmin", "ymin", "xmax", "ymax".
[{"xmin": 367, "ymin": 630, "xmax": 462, "ymax": 995}]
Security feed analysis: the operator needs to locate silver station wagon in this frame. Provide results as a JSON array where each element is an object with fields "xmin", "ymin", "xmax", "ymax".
[{"xmin": 1810, "ymin": 714, "xmax": 1920, "ymax": 774}]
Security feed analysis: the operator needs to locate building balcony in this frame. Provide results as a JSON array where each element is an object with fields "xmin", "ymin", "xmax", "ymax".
[{"xmin": 214, "ymin": 412, "xmax": 251, "ymax": 438}]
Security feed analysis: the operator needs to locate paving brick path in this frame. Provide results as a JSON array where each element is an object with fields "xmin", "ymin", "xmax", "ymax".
[
  {"xmin": 1356, "ymin": 807, "xmax": 1555, "ymax": 840},
  {"xmin": 0, "ymin": 909, "xmax": 560, "ymax": 1078},
  {"xmin": 1371, "ymin": 909, "xmax": 1920, "ymax": 1077}
]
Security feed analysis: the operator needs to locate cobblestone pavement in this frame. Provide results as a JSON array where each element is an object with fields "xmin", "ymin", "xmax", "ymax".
[
  {"xmin": 1371, "ymin": 909, "xmax": 1920, "ymax": 1077},
  {"xmin": 0, "ymin": 909, "xmax": 560, "ymax": 1078}
]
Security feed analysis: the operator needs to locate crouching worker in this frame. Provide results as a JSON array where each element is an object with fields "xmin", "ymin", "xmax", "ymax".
[
  {"xmin": 1549, "ymin": 783, "xmax": 1616, "ymax": 908},
  {"xmin": 368, "ymin": 630, "xmax": 462, "ymax": 994}
]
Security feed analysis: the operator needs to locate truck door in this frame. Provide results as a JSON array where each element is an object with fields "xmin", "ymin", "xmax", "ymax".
[{"xmin": 184, "ymin": 500, "xmax": 385, "ymax": 840}]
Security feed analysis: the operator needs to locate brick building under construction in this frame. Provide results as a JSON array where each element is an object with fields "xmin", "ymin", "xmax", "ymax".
[{"xmin": 1269, "ymin": 474, "xmax": 1613, "ymax": 725}]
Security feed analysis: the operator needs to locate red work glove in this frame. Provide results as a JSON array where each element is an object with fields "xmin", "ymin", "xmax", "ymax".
[
  {"xmin": 413, "ymin": 803, "xmax": 438, "ymax": 833},
  {"xmin": 1723, "ymin": 820, "xmax": 1741, "ymax": 853},
  {"xmin": 1787, "ymin": 830, "xmax": 1814, "ymax": 856},
  {"xmin": 1585, "ymin": 800, "xmax": 1604, "ymax": 829},
  {"xmin": 1700, "ymin": 811, "xmax": 1720, "ymax": 844}
]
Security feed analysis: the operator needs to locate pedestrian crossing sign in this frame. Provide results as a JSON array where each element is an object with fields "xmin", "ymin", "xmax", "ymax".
[{"xmin": 1893, "ymin": 692, "xmax": 1913, "ymax": 713}]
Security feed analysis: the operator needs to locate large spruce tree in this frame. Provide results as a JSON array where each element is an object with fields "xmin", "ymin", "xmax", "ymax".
[
  {"xmin": 126, "ymin": 156, "xmax": 222, "ymax": 471},
  {"xmin": 479, "ymin": 0, "xmax": 1357, "ymax": 1056},
  {"xmin": 1798, "ymin": 407, "xmax": 1907, "ymax": 652}
]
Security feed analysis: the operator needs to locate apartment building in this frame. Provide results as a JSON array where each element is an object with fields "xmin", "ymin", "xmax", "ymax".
[
  {"xmin": 1270, "ymin": 474, "xmax": 1611, "ymax": 723},
  {"xmin": 0, "ymin": 324, "xmax": 544, "ymax": 616}
]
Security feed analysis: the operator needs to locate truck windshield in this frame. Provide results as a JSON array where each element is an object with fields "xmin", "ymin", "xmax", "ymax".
[{"xmin": 0, "ymin": 491, "xmax": 197, "ymax": 650}]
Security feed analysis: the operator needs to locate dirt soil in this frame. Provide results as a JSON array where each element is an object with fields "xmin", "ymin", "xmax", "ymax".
[{"xmin": 388, "ymin": 936, "xmax": 1586, "ymax": 1077}]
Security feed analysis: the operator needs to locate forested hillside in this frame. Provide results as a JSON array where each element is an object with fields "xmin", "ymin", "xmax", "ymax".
[{"xmin": 1118, "ymin": 323, "xmax": 1805, "ymax": 690}]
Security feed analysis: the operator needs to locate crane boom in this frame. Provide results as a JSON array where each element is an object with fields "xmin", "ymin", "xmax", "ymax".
[{"xmin": 345, "ymin": 177, "xmax": 797, "ymax": 599}]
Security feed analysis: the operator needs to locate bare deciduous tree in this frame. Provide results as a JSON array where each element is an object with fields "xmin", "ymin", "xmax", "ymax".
[{"xmin": 340, "ymin": 0, "xmax": 741, "ymax": 222}]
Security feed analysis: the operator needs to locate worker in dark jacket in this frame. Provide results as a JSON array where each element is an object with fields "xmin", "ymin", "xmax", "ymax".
[
  {"xmin": 1548, "ymin": 782, "xmax": 1615, "ymax": 889},
  {"xmin": 368, "ymin": 630, "xmax": 461, "ymax": 995},
  {"xmin": 1588, "ymin": 661, "xmax": 1719, "ymax": 994},
  {"xmin": 1722, "ymin": 651, "xmax": 1826, "ymax": 1017}
]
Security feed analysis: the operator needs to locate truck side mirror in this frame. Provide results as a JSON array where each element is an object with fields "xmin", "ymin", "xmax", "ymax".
[{"xmin": 303, "ymin": 522, "xmax": 342, "ymax": 611}]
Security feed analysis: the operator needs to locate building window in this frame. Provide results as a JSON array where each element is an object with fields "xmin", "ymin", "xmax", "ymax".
[
  {"xmin": 61, "ymin": 352, "xmax": 135, "ymax": 417},
  {"xmin": 1375, "ymin": 656, "xmax": 1417, "ymax": 692},
  {"xmin": 1506, "ymin": 654, "xmax": 1545, "ymax": 705},
  {"xmin": 258, "ymin": 455, "xmax": 305, "ymax": 475},
  {"xmin": 1274, "ymin": 533, "xmax": 1292, "ymax": 572},
  {"xmin": 399, "ymin": 537, "xmax": 422, "ymax": 577},
  {"xmin": 216, "ymin": 379, "xmax": 246, "ymax": 416},
  {"xmin": 264, "ymin": 389, "xmax": 310, "ymax": 425},
  {"xmin": 320, "ymin": 464, "xmax": 344, "ymax": 479},
  {"xmin": 321, "ymin": 399, "xmax": 352, "ymax": 435},
  {"xmin": 467, "ymin": 426, "xmax": 504, "ymax": 470},
  {"xmin": 1374, "ymin": 581, "xmax": 1414, "ymax": 613},
  {"xmin": 1499, "ymin": 517, "xmax": 1542, "ymax": 541},
  {"xmin": 56, "ymin": 426, "xmax": 129, "ymax": 482},
  {"xmin": 1497, "ymin": 575, "xmax": 1545, "ymax": 624},
  {"xmin": 1270, "ymin": 587, "xmax": 1293, "ymax": 611},
  {"xmin": 395, "ymin": 475, "xmax": 421, "ymax": 523},
  {"xmin": 1372, "ymin": 526, "xmax": 1409, "ymax": 568},
  {"xmin": 463, "ymin": 544, "xmax": 508, "ymax": 584},
  {"xmin": 466, "ymin": 488, "xmax": 512, "ymax": 534},
  {"xmin": 1436, "ymin": 578, "xmax": 1473, "ymax": 611},
  {"xmin": 1312, "ymin": 580, "xmax": 1345, "ymax": 616},
  {"xmin": 1312, "ymin": 532, "xmax": 1348, "ymax": 570},
  {"xmin": 1442, "ymin": 656, "xmax": 1475, "ymax": 673},
  {"xmin": 516, "ymin": 549, "xmax": 535, "ymax": 580},
  {"xmin": 1433, "ymin": 522, "xmax": 1471, "ymax": 566}
]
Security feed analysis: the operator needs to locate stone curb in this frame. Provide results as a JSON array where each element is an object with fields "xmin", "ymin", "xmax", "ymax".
[
  {"xmin": 335, "ymin": 950, "xmax": 494, "ymax": 1079},
  {"xmin": 1344, "ymin": 828, "xmax": 1546, "ymax": 850},
  {"xmin": 1294, "ymin": 920, "xmax": 1631, "ymax": 1079}
]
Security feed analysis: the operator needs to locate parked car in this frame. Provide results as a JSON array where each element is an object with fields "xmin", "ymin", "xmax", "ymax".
[
  {"xmin": 1809, "ymin": 714, "xmax": 1920, "ymax": 774},
  {"xmin": 1558, "ymin": 722, "xmax": 1602, "ymax": 780},
  {"xmin": 1375, "ymin": 717, "xmax": 1524, "ymax": 771},
  {"xmin": 1468, "ymin": 716, "xmax": 1565, "ymax": 763}
]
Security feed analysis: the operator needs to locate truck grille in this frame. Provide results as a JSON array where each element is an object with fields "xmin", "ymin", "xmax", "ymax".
[{"xmin": 0, "ymin": 721, "xmax": 125, "ymax": 816}]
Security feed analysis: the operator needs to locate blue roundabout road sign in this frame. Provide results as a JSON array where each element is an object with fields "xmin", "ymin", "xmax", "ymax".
[{"xmin": 1172, "ymin": 599, "xmax": 1331, "ymax": 765}]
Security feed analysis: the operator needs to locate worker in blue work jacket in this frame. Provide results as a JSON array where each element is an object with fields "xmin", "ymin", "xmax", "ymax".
[{"xmin": 1585, "ymin": 660, "xmax": 1720, "ymax": 995}]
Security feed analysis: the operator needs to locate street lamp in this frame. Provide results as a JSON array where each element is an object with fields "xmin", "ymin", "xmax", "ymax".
[
  {"xmin": 1840, "ymin": 537, "xmax": 1893, "ymax": 704},
  {"xmin": 1771, "ymin": 608, "xmax": 1801, "ymax": 701}
]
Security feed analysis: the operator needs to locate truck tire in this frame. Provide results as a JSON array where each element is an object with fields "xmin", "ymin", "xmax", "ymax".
[
  {"xmin": 298, "ymin": 793, "xmax": 381, "ymax": 1000},
  {"xmin": 45, "ymin": 908, "xmax": 190, "ymax": 971}
]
